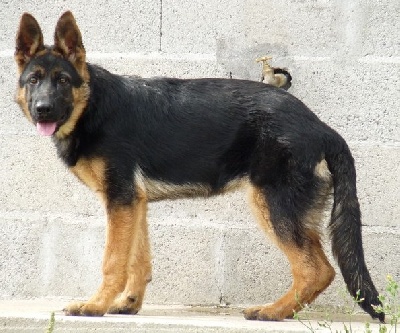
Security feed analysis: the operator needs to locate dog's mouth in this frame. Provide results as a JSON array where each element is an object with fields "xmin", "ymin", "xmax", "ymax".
[
  {"xmin": 36, "ymin": 122, "xmax": 57, "ymax": 136},
  {"xmin": 35, "ymin": 111, "xmax": 70, "ymax": 136}
]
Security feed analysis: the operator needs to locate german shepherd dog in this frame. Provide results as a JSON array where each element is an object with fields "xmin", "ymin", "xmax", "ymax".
[{"xmin": 15, "ymin": 11, "xmax": 384, "ymax": 322}]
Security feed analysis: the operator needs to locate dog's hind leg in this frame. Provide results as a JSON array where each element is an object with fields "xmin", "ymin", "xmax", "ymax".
[
  {"xmin": 108, "ymin": 196, "xmax": 152, "ymax": 315},
  {"xmin": 244, "ymin": 178, "xmax": 335, "ymax": 321}
]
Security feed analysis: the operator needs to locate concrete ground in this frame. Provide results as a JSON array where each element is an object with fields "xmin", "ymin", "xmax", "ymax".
[{"xmin": 0, "ymin": 299, "xmax": 386, "ymax": 333}]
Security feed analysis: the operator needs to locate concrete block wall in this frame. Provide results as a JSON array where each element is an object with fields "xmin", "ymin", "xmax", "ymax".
[{"xmin": 0, "ymin": 0, "xmax": 399, "ymax": 311}]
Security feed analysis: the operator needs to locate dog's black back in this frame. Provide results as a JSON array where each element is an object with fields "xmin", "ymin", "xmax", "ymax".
[{"xmin": 62, "ymin": 64, "xmax": 327, "ymax": 198}]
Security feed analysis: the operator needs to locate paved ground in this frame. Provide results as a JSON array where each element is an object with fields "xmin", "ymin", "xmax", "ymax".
[{"xmin": 0, "ymin": 299, "xmax": 386, "ymax": 333}]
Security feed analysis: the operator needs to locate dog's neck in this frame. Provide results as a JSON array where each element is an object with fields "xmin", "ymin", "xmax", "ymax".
[{"xmin": 53, "ymin": 133, "xmax": 80, "ymax": 167}]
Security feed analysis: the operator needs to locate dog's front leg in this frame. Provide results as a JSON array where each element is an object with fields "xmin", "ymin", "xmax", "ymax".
[
  {"xmin": 64, "ymin": 201, "xmax": 144, "ymax": 316},
  {"xmin": 108, "ymin": 195, "xmax": 152, "ymax": 315}
]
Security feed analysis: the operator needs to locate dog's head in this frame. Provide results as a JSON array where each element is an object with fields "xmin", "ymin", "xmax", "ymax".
[{"xmin": 15, "ymin": 11, "xmax": 89, "ymax": 138}]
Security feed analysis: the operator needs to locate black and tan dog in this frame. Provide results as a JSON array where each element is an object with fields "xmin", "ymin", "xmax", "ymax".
[{"xmin": 15, "ymin": 11, "xmax": 384, "ymax": 322}]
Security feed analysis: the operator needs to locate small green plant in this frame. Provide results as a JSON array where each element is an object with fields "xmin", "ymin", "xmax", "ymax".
[
  {"xmin": 293, "ymin": 291, "xmax": 334, "ymax": 332},
  {"xmin": 45, "ymin": 312, "xmax": 55, "ymax": 333},
  {"xmin": 293, "ymin": 275, "xmax": 400, "ymax": 333},
  {"xmin": 373, "ymin": 275, "xmax": 400, "ymax": 332}
]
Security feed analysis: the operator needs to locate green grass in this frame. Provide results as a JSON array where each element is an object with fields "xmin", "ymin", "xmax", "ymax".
[
  {"xmin": 373, "ymin": 275, "xmax": 400, "ymax": 333},
  {"xmin": 293, "ymin": 275, "xmax": 399, "ymax": 333},
  {"xmin": 45, "ymin": 311, "xmax": 55, "ymax": 333}
]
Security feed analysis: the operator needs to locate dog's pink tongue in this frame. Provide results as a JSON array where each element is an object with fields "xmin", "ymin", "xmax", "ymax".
[{"xmin": 36, "ymin": 122, "xmax": 57, "ymax": 136}]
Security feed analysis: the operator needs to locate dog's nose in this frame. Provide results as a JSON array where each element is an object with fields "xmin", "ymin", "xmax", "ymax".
[{"xmin": 35, "ymin": 102, "xmax": 52, "ymax": 116}]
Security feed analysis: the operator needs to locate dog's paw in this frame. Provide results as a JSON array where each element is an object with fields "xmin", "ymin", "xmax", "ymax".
[
  {"xmin": 63, "ymin": 301, "xmax": 106, "ymax": 317},
  {"xmin": 107, "ymin": 294, "xmax": 142, "ymax": 315},
  {"xmin": 243, "ymin": 305, "xmax": 283, "ymax": 321}
]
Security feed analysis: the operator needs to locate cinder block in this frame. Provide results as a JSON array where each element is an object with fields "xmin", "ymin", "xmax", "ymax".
[
  {"xmin": 161, "ymin": 0, "xmax": 244, "ymax": 54},
  {"xmin": 2, "ymin": 1, "xmax": 160, "ymax": 53},
  {"xmin": 0, "ymin": 133, "xmax": 102, "ymax": 215},
  {"xmin": 0, "ymin": 213, "xmax": 103, "ymax": 299},
  {"xmin": 222, "ymin": 228, "xmax": 290, "ymax": 305},
  {"xmin": 289, "ymin": 60, "xmax": 400, "ymax": 144},
  {"xmin": 239, "ymin": 0, "xmax": 339, "ymax": 58},
  {"xmin": 352, "ymin": 145, "xmax": 400, "ymax": 228},
  {"xmin": 0, "ymin": 213, "xmax": 225, "ymax": 304},
  {"xmin": 360, "ymin": 2, "xmax": 400, "ymax": 57},
  {"xmin": 148, "ymin": 191, "xmax": 254, "ymax": 230},
  {"xmin": 87, "ymin": 54, "xmax": 228, "ymax": 79},
  {"xmin": 0, "ymin": 57, "xmax": 28, "ymax": 134},
  {"xmin": 362, "ymin": 231, "xmax": 400, "ymax": 291},
  {"xmin": 0, "ymin": 215, "xmax": 42, "ymax": 299},
  {"xmin": 313, "ymin": 231, "xmax": 400, "ymax": 309},
  {"xmin": 147, "ymin": 223, "xmax": 223, "ymax": 305},
  {"xmin": 218, "ymin": 1, "xmax": 400, "ymax": 60},
  {"xmin": 216, "ymin": 38, "xmax": 288, "ymax": 81},
  {"xmin": 34, "ymin": 216, "xmax": 104, "ymax": 299},
  {"xmin": 222, "ymin": 226, "xmax": 398, "ymax": 309}
]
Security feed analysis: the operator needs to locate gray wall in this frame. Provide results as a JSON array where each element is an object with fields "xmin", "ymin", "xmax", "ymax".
[{"xmin": 0, "ymin": 0, "xmax": 399, "ymax": 311}]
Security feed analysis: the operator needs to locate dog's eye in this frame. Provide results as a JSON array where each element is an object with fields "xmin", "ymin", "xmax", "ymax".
[
  {"xmin": 29, "ymin": 76, "xmax": 39, "ymax": 85},
  {"xmin": 58, "ymin": 75, "xmax": 70, "ymax": 85}
]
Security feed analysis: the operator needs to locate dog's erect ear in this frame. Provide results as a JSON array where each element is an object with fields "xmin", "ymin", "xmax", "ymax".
[
  {"xmin": 15, "ymin": 13, "xmax": 45, "ymax": 72},
  {"xmin": 54, "ymin": 11, "xmax": 86, "ymax": 66}
]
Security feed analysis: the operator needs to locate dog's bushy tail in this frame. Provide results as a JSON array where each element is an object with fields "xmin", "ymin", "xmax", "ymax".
[{"xmin": 324, "ymin": 132, "xmax": 384, "ymax": 322}]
